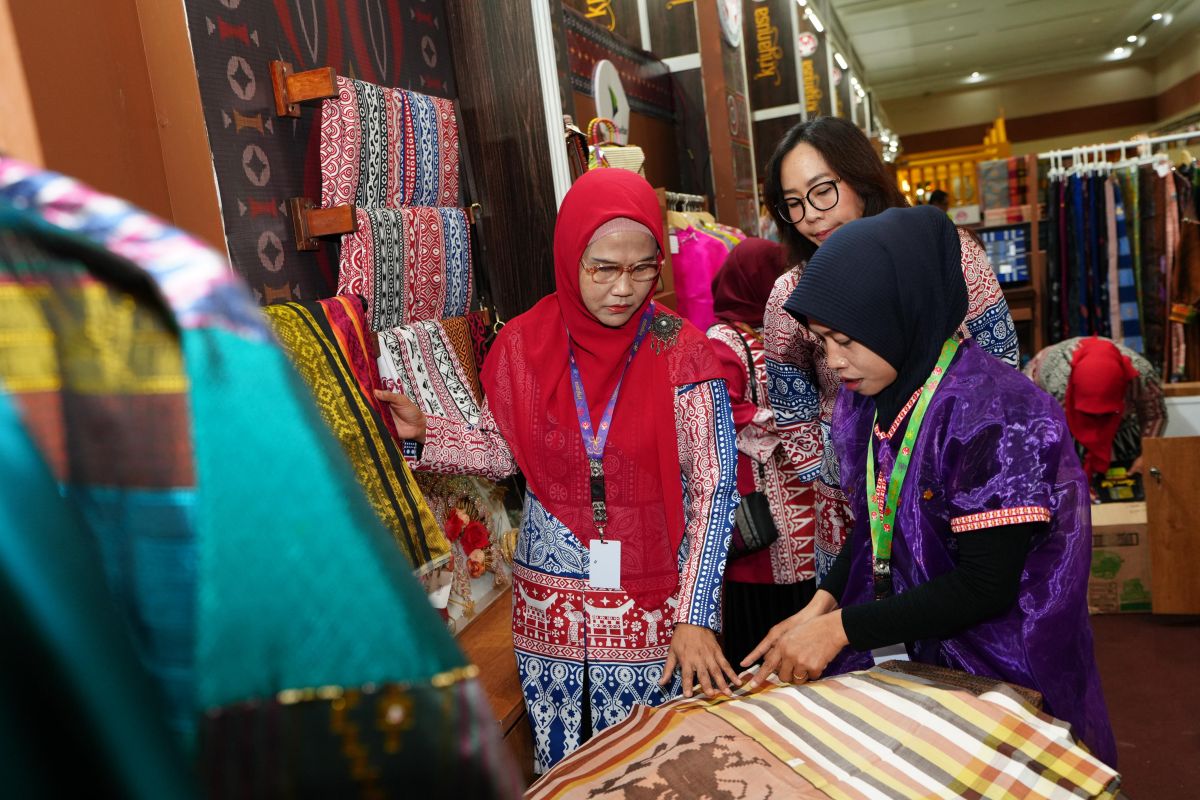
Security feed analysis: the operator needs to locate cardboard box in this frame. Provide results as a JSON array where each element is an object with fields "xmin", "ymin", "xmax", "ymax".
[{"xmin": 1088, "ymin": 501, "xmax": 1151, "ymax": 614}]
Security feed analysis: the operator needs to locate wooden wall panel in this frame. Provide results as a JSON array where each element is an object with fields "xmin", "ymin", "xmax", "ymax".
[
  {"xmin": 0, "ymin": 0, "xmax": 42, "ymax": 166},
  {"xmin": 448, "ymin": 1, "xmax": 557, "ymax": 320}
]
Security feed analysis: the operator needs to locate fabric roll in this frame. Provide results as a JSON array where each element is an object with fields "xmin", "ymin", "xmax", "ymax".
[
  {"xmin": 321, "ymin": 76, "xmax": 460, "ymax": 209},
  {"xmin": 978, "ymin": 159, "xmax": 1009, "ymax": 211},
  {"xmin": 265, "ymin": 296, "xmax": 450, "ymax": 575},
  {"xmin": 338, "ymin": 206, "xmax": 473, "ymax": 330}
]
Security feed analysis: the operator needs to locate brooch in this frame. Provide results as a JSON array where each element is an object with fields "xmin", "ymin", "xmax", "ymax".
[{"xmin": 650, "ymin": 312, "xmax": 682, "ymax": 353}]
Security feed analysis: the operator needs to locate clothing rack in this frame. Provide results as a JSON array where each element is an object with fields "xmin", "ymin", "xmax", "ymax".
[
  {"xmin": 663, "ymin": 191, "xmax": 708, "ymax": 211},
  {"xmin": 1038, "ymin": 130, "xmax": 1200, "ymax": 163}
]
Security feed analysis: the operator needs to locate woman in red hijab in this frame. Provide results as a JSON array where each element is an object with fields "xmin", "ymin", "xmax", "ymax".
[
  {"xmin": 1025, "ymin": 336, "xmax": 1167, "ymax": 479},
  {"xmin": 706, "ymin": 239, "xmax": 821, "ymax": 665},
  {"xmin": 377, "ymin": 169, "xmax": 740, "ymax": 774}
]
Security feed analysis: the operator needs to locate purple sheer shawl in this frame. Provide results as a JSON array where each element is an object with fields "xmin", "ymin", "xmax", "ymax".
[{"xmin": 827, "ymin": 341, "xmax": 1116, "ymax": 766}]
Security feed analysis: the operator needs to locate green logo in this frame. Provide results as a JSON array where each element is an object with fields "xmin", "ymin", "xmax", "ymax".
[{"xmin": 1090, "ymin": 550, "xmax": 1124, "ymax": 580}]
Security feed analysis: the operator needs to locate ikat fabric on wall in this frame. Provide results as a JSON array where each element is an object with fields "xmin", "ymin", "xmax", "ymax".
[
  {"xmin": 321, "ymin": 76, "xmax": 460, "ymax": 209},
  {"xmin": 338, "ymin": 206, "xmax": 473, "ymax": 330},
  {"xmin": 182, "ymin": 0, "xmax": 457, "ymax": 304}
]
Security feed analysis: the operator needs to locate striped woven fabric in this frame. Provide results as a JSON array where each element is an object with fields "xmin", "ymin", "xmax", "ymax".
[
  {"xmin": 338, "ymin": 206, "xmax": 473, "ymax": 331},
  {"xmin": 321, "ymin": 76, "xmax": 460, "ymax": 209},
  {"xmin": 529, "ymin": 668, "xmax": 1120, "ymax": 800},
  {"xmin": 265, "ymin": 296, "xmax": 449, "ymax": 574}
]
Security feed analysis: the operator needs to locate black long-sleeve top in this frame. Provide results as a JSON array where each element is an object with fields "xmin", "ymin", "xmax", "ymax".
[{"xmin": 819, "ymin": 522, "xmax": 1042, "ymax": 652}]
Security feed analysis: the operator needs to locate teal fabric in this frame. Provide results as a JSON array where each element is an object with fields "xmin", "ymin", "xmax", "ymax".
[
  {"xmin": 186, "ymin": 327, "xmax": 468, "ymax": 712},
  {"xmin": 0, "ymin": 389, "xmax": 196, "ymax": 799}
]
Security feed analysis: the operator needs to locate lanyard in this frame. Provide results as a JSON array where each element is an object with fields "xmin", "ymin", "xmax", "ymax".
[
  {"xmin": 866, "ymin": 337, "xmax": 959, "ymax": 600},
  {"xmin": 567, "ymin": 303, "xmax": 654, "ymax": 541}
]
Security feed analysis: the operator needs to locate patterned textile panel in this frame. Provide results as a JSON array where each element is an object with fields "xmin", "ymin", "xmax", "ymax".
[
  {"xmin": 378, "ymin": 317, "xmax": 482, "ymax": 430},
  {"xmin": 338, "ymin": 207, "xmax": 473, "ymax": 331},
  {"xmin": 321, "ymin": 76, "xmax": 460, "ymax": 209},
  {"xmin": 200, "ymin": 675, "xmax": 520, "ymax": 799},
  {"xmin": 979, "ymin": 159, "xmax": 1010, "ymax": 212},
  {"xmin": 0, "ymin": 225, "xmax": 199, "ymax": 740},
  {"xmin": 529, "ymin": 668, "xmax": 1121, "ymax": 800},
  {"xmin": 265, "ymin": 296, "xmax": 450, "ymax": 574}
]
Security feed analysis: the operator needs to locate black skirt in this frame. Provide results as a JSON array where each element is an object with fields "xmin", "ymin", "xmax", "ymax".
[{"xmin": 721, "ymin": 578, "xmax": 817, "ymax": 667}]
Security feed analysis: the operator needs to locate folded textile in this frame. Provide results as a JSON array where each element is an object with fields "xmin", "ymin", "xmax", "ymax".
[
  {"xmin": 979, "ymin": 159, "xmax": 1009, "ymax": 212},
  {"xmin": 339, "ymin": 207, "xmax": 473, "ymax": 330},
  {"xmin": 378, "ymin": 316, "xmax": 482, "ymax": 431},
  {"xmin": 265, "ymin": 296, "xmax": 450, "ymax": 574},
  {"xmin": 321, "ymin": 76, "xmax": 460, "ymax": 209},
  {"xmin": 530, "ymin": 667, "xmax": 1120, "ymax": 800}
]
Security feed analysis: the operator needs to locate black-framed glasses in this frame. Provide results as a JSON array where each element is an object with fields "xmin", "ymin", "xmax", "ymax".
[
  {"xmin": 775, "ymin": 178, "xmax": 842, "ymax": 224},
  {"xmin": 579, "ymin": 258, "xmax": 663, "ymax": 284}
]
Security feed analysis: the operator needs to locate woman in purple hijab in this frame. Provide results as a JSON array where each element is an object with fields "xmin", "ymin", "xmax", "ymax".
[{"xmin": 743, "ymin": 205, "xmax": 1116, "ymax": 766}]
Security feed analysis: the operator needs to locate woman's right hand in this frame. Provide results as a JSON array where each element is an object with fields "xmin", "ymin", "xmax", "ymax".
[
  {"xmin": 374, "ymin": 389, "xmax": 428, "ymax": 443},
  {"xmin": 740, "ymin": 589, "xmax": 839, "ymax": 684}
]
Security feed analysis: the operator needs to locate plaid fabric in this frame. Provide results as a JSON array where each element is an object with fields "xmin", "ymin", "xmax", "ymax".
[
  {"xmin": 338, "ymin": 206, "xmax": 473, "ymax": 330},
  {"xmin": 265, "ymin": 296, "xmax": 449, "ymax": 574},
  {"xmin": 530, "ymin": 668, "xmax": 1120, "ymax": 800},
  {"xmin": 321, "ymin": 76, "xmax": 460, "ymax": 209}
]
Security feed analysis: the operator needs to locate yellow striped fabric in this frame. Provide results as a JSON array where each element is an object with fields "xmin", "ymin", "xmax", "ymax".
[{"xmin": 528, "ymin": 668, "xmax": 1120, "ymax": 800}]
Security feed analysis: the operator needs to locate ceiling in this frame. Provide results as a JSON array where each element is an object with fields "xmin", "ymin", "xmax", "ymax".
[{"xmin": 827, "ymin": 0, "xmax": 1200, "ymax": 100}]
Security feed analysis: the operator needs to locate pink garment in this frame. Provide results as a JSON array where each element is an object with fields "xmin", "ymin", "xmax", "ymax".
[{"xmin": 672, "ymin": 227, "xmax": 730, "ymax": 331}]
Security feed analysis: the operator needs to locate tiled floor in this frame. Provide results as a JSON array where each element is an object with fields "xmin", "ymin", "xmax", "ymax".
[{"xmin": 1090, "ymin": 613, "xmax": 1200, "ymax": 797}]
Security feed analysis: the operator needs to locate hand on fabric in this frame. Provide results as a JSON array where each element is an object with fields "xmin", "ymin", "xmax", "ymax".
[
  {"xmin": 746, "ymin": 610, "xmax": 848, "ymax": 689},
  {"xmin": 660, "ymin": 623, "xmax": 741, "ymax": 699},
  {"xmin": 741, "ymin": 590, "xmax": 841, "ymax": 688},
  {"xmin": 373, "ymin": 390, "xmax": 427, "ymax": 443}
]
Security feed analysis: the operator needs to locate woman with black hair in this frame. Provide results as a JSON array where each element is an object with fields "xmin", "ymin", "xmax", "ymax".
[{"xmin": 757, "ymin": 117, "xmax": 1019, "ymax": 595}]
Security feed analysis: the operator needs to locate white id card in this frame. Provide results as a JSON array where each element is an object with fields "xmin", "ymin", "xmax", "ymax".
[{"xmin": 588, "ymin": 540, "xmax": 621, "ymax": 589}]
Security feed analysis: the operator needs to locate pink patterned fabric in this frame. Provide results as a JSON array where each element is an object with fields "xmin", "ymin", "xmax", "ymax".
[
  {"xmin": 320, "ymin": 76, "xmax": 459, "ymax": 209},
  {"xmin": 338, "ymin": 207, "xmax": 473, "ymax": 330},
  {"xmin": 708, "ymin": 323, "xmax": 815, "ymax": 584}
]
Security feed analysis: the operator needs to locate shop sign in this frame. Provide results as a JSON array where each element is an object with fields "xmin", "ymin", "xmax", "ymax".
[{"xmin": 592, "ymin": 58, "xmax": 631, "ymax": 144}]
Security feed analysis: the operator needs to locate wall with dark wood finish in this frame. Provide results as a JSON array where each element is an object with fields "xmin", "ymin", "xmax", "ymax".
[{"xmin": 448, "ymin": 1, "xmax": 558, "ymax": 321}]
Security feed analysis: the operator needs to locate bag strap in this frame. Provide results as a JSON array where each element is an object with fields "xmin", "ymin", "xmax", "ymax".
[
  {"xmin": 726, "ymin": 325, "xmax": 768, "ymax": 480},
  {"xmin": 588, "ymin": 117, "xmax": 618, "ymax": 146}
]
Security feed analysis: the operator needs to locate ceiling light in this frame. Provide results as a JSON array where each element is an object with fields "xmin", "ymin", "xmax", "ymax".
[
  {"xmin": 806, "ymin": 9, "xmax": 824, "ymax": 33},
  {"xmin": 1126, "ymin": 34, "xmax": 1138, "ymax": 42},
  {"xmin": 965, "ymin": 71, "xmax": 985, "ymax": 83},
  {"xmin": 834, "ymin": 52, "xmax": 849, "ymax": 70},
  {"xmin": 1152, "ymin": 12, "xmax": 1162, "ymax": 20},
  {"xmin": 1107, "ymin": 46, "xmax": 1132, "ymax": 60}
]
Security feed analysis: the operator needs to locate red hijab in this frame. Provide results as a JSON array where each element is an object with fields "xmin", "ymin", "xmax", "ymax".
[
  {"xmin": 1064, "ymin": 337, "xmax": 1138, "ymax": 476},
  {"xmin": 481, "ymin": 169, "xmax": 721, "ymax": 609},
  {"xmin": 711, "ymin": 238, "xmax": 786, "ymax": 327}
]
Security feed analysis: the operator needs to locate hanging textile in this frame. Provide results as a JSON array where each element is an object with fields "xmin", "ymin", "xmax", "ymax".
[
  {"xmin": 0, "ymin": 158, "xmax": 523, "ymax": 799},
  {"xmin": 1046, "ymin": 177, "xmax": 1062, "ymax": 341},
  {"xmin": 1138, "ymin": 165, "xmax": 1168, "ymax": 371},
  {"xmin": 377, "ymin": 316, "xmax": 484, "ymax": 435},
  {"xmin": 1111, "ymin": 178, "xmax": 1143, "ymax": 352},
  {"xmin": 321, "ymin": 76, "xmax": 461, "ymax": 209},
  {"xmin": 671, "ymin": 225, "xmax": 740, "ymax": 331},
  {"xmin": 1092, "ymin": 173, "xmax": 1112, "ymax": 337},
  {"xmin": 265, "ymin": 296, "xmax": 450, "ymax": 575},
  {"xmin": 1171, "ymin": 170, "xmax": 1200, "ymax": 380},
  {"xmin": 338, "ymin": 206, "xmax": 473, "ymax": 330},
  {"xmin": 528, "ymin": 668, "xmax": 1120, "ymax": 800}
]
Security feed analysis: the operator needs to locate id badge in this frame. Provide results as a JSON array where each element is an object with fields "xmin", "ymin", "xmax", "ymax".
[{"xmin": 588, "ymin": 539, "xmax": 621, "ymax": 589}]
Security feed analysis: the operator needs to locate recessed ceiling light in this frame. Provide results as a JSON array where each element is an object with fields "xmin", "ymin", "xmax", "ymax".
[
  {"xmin": 1126, "ymin": 34, "xmax": 1138, "ymax": 42},
  {"xmin": 1106, "ymin": 46, "xmax": 1132, "ymax": 60},
  {"xmin": 965, "ymin": 71, "xmax": 985, "ymax": 83},
  {"xmin": 971, "ymin": 71, "xmax": 980, "ymax": 78},
  {"xmin": 1152, "ymin": 12, "xmax": 1163, "ymax": 20}
]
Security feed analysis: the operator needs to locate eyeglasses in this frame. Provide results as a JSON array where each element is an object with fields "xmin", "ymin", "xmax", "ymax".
[
  {"xmin": 580, "ymin": 258, "xmax": 663, "ymax": 284},
  {"xmin": 774, "ymin": 178, "xmax": 842, "ymax": 224}
]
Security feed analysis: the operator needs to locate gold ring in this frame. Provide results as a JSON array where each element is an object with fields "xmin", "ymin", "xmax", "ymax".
[{"xmin": 793, "ymin": 671, "xmax": 808, "ymax": 682}]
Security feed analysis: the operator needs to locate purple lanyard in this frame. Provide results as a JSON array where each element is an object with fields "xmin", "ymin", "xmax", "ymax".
[{"xmin": 567, "ymin": 303, "xmax": 654, "ymax": 540}]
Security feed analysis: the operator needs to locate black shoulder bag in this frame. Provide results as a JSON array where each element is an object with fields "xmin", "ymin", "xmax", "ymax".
[{"xmin": 728, "ymin": 329, "xmax": 781, "ymax": 559}]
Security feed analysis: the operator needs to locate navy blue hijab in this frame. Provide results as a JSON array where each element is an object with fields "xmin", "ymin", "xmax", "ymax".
[{"xmin": 783, "ymin": 205, "xmax": 968, "ymax": 426}]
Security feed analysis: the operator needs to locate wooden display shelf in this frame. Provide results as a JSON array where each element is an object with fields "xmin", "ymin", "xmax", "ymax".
[{"xmin": 456, "ymin": 592, "xmax": 535, "ymax": 784}]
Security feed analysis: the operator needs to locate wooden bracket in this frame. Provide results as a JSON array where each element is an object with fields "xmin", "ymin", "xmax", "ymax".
[
  {"xmin": 271, "ymin": 60, "xmax": 337, "ymax": 118},
  {"xmin": 289, "ymin": 197, "xmax": 356, "ymax": 251}
]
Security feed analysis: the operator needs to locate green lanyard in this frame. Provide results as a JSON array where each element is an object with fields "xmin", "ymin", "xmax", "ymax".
[{"xmin": 866, "ymin": 338, "xmax": 959, "ymax": 600}]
